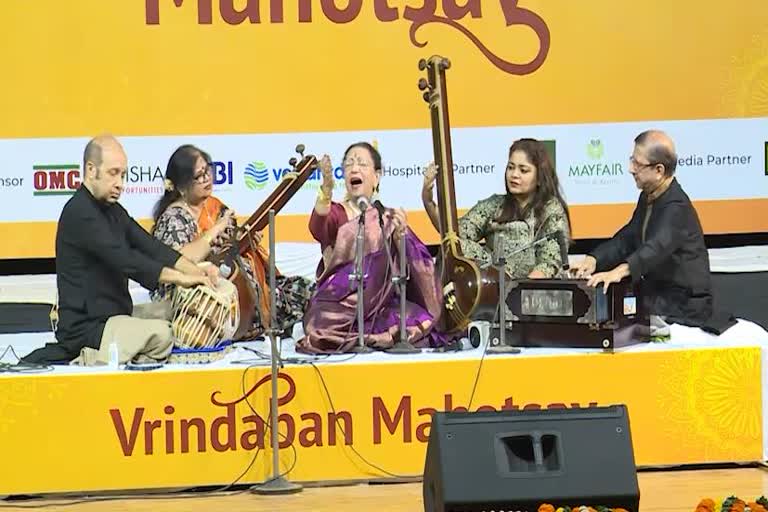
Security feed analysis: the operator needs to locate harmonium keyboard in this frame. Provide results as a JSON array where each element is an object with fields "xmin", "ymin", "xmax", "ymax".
[{"xmin": 499, "ymin": 277, "xmax": 651, "ymax": 351}]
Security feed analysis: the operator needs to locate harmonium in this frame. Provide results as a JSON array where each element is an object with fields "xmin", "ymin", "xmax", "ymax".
[{"xmin": 498, "ymin": 277, "xmax": 651, "ymax": 351}]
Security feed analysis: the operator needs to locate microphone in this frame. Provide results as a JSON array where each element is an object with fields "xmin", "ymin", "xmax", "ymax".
[
  {"xmin": 372, "ymin": 199, "xmax": 386, "ymax": 231},
  {"xmin": 537, "ymin": 230, "xmax": 560, "ymax": 242},
  {"xmin": 355, "ymin": 196, "xmax": 369, "ymax": 226},
  {"xmin": 355, "ymin": 195, "xmax": 370, "ymax": 212},
  {"xmin": 492, "ymin": 232, "xmax": 505, "ymax": 267}
]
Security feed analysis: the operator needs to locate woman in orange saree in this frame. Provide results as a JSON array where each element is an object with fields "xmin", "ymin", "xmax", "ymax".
[{"xmin": 150, "ymin": 144, "xmax": 312, "ymax": 337}]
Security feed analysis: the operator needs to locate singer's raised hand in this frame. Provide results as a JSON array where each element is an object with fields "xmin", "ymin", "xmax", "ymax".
[
  {"xmin": 314, "ymin": 155, "xmax": 335, "ymax": 215},
  {"xmin": 319, "ymin": 154, "xmax": 334, "ymax": 193},
  {"xmin": 422, "ymin": 162, "xmax": 437, "ymax": 202}
]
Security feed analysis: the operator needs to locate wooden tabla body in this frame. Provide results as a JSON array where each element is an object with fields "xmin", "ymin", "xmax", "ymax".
[{"xmin": 170, "ymin": 279, "xmax": 239, "ymax": 350}]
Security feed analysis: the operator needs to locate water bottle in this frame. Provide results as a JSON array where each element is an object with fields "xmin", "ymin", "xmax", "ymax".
[{"xmin": 108, "ymin": 342, "xmax": 120, "ymax": 370}]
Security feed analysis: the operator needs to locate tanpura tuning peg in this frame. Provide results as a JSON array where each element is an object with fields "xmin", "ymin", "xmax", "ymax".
[
  {"xmin": 441, "ymin": 58, "xmax": 451, "ymax": 70},
  {"xmin": 289, "ymin": 157, "xmax": 298, "ymax": 167},
  {"xmin": 418, "ymin": 58, "xmax": 427, "ymax": 70},
  {"xmin": 295, "ymin": 144, "xmax": 305, "ymax": 157},
  {"xmin": 418, "ymin": 78, "xmax": 428, "ymax": 91},
  {"xmin": 422, "ymin": 91, "xmax": 430, "ymax": 103}
]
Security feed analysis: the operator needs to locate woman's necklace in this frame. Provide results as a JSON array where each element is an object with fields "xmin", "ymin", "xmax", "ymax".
[{"xmin": 181, "ymin": 198, "xmax": 205, "ymax": 224}]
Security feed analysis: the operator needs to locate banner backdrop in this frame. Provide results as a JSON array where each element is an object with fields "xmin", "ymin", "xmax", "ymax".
[{"xmin": 1, "ymin": 1, "xmax": 767, "ymax": 258}]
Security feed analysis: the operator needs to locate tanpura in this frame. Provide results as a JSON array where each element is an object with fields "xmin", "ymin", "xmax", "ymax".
[
  {"xmin": 418, "ymin": 56, "xmax": 499, "ymax": 335},
  {"xmin": 211, "ymin": 144, "xmax": 317, "ymax": 339}
]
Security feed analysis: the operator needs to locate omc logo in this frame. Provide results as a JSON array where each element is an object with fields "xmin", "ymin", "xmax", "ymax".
[
  {"xmin": 244, "ymin": 162, "xmax": 269, "ymax": 190},
  {"xmin": 33, "ymin": 164, "xmax": 81, "ymax": 196}
]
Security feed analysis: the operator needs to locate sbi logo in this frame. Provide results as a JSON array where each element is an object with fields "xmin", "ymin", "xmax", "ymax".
[
  {"xmin": 244, "ymin": 161, "xmax": 345, "ymax": 191},
  {"xmin": 211, "ymin": 161, "xmax": 235, "ymax": 185}
]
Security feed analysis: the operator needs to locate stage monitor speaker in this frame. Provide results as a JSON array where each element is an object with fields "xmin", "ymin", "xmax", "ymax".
[{"xmin": 423, "ymin": 405, "xmax": 639, "ymax": 512}]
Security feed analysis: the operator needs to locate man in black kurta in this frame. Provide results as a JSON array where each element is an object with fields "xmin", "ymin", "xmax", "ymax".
[
  {"xmin": 572, "ymin": 130, "xmax": 713, "ymax": 327},
  {"xmin": 23, "ymin": 135, "xmax": 213, "ymax": 365}
]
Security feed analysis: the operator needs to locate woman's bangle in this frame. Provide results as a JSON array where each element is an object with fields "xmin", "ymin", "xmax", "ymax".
[{"xmin": 317, "ymin": 187, "xmax": 332, "ymax": 205}]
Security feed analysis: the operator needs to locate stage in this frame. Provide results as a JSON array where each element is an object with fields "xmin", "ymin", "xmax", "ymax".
[
  {"xmin": 1, "ymin": 250, "xmax": 768, "ymax": 497},
  {"xmin": 1, "ymin": 318, "xmax": 767, "ymax": 496}
]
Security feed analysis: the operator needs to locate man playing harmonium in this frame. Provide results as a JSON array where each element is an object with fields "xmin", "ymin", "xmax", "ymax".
[
  {"xmin": 571, "ymin": 130, "xmax": 714, "ymax": 329},
  {"xmin": 22, "ymin": 135, "xmax": 215, "ymax": 366}
]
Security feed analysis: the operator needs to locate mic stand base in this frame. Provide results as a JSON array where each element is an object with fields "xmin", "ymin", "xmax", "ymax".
[
  {"xmin": 386, "ymin": 233, "xmax": 421, "ymax": 355},
  {"xmin": 350, "ymin": 344, "xmax": 374, "ymax": 354},
  {"xmin": 250, "ymin": 477, "xmax": 303, "ymax": 495},
  {"xmin": 386, "ymin": 342, "xmax": 421, "ymax": 354},
  {"xmin": 486, "ymin": 323, "xmax": 522, "ymax": 354},
  {"xmin": 487, "ymin": 345, "xmax": 522, "ymax": 354},
  {"xmin": 485, "ymin": 323, "xmax": 522, "ymax": 354}
]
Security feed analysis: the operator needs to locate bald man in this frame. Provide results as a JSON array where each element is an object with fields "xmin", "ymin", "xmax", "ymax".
[
  {"xmin": 571, "ymin": 130, "xmax": 713, "ymax": 327},
  {"xmin": 23, "ymin": 135, "xmax": 215, "ymax": 366}
]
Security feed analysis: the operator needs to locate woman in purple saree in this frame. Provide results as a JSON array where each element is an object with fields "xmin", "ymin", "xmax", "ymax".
[{"xmin": 297, "ymin": 142, "xmax": 447, "ymax": 353}]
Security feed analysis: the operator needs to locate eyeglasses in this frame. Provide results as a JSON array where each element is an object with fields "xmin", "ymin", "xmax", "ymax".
[
  {"xmin": 629, "ymin": 156, "xmax": 658, "ymax": 170},
  {"xmin": 193, "ymin": 165, "xmax": 213, "ymax": 184}
]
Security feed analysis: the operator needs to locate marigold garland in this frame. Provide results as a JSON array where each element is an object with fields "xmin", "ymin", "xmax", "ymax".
[
  {"xmin": 696, "ymin": 496, "xmax": 768, "ymax": 512},
  {"xmin": 536, "ymin": 495, "xmax": 768, "ymax": 512},
  {"xmin": 538, "ymin": 504, "xmax": 629, "ymax": 512}
]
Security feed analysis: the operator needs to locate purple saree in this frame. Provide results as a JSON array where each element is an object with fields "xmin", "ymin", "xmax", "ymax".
[{"xmin": 298, "ymin": 204, "xmax": 447, "ymax": 353}]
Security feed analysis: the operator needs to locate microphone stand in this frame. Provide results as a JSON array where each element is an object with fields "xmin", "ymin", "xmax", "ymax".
[
  {"xmin": 386, "ymin": 228, "xmax": 420, "ymax": 354},
  {"xmin": 349, "ymin": 207, "xmax": 373, "ymax": 353},
  {"xmin": 486, "ymin": 234, "xmax": 521, "ymax": 355},
  {"xmin": 251, "ymin": 210, "xmax": 303, "ymax": 495},
  {"xmin": 557, "ymin": 234, "xmax": 571, "ymax": 279}
]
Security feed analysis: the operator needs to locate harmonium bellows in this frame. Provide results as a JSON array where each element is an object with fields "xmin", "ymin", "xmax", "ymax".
[{"xmin": 502, "ymin": 278, "xmax": 650, "ymax": 350}]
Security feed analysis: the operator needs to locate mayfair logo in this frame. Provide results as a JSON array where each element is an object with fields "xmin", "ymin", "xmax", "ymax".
[
  {"xmin": 586, "ymin": 139, "xmax": 604, "ymax": 160},
  {"xmin": 568, "ymin": 139, "xmax": 623, "ymax": 179},
  {"xmin": 144, "ymin": 0, "xmax": 551, "ymax": 76}
]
